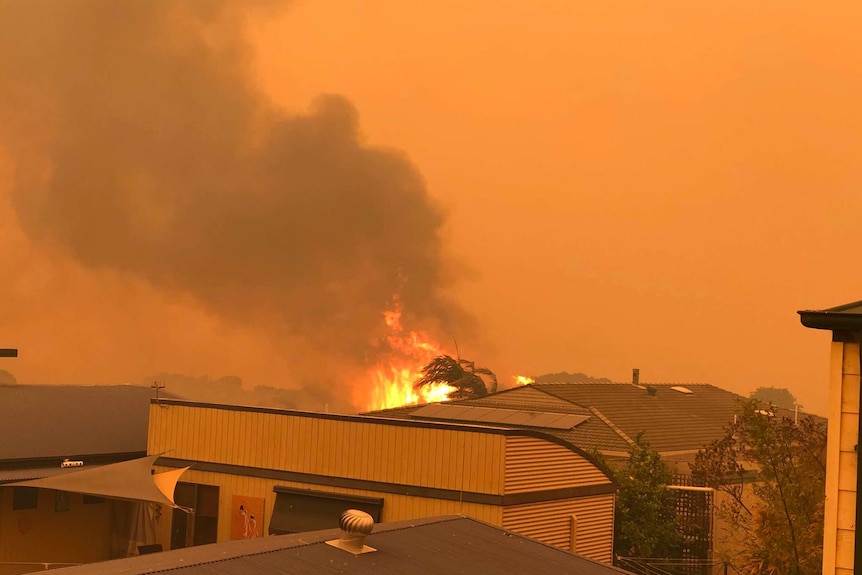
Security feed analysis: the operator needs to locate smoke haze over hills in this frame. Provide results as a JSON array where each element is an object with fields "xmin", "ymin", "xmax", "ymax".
[
  {"xmin": 0, "ymin": 1, "xmax": 470, "ymax": 410},
  {"xmin": 2, "ymin": 1, "xmax": 861, "ymax": 415}
]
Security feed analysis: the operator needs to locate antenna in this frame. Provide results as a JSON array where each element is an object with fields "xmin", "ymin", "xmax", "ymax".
[{"xmin": 151, "ymin": 381, "xmax": 167, "ymax": 407}]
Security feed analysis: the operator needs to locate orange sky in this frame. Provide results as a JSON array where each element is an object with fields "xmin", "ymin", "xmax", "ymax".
[{"xmin": 2, "ymin": 1, "xmax": 861, "ymax": 414}]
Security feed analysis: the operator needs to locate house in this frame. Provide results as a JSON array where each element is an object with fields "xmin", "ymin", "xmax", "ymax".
[
  {"xmin": 366, "ymin": 375, "xmax": 816, "ymax": 571},
  {"xmin": 146, "ymin": 398, "xmax": 617, "ymax": 563},
  {"xmin": 799, "ymin": 300, "xmax": 861, "ymax": 575},
  {"xmin": 44, "ymin": 514, "xmax": 635, "ymax": 575},
  {"xmin": 0, "ymin": 384, "xmax": 167, "ymax": 572},
  {"xmin": 377, "ymin": 376, "xmax": 807, "ymax": 471}
]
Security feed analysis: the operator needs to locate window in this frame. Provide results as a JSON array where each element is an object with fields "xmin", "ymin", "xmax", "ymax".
[
  {"xmin": 269, "ymin": 486, "xmax": 383, "ymax": 535},
  {"xmin": 13, "ymin": 487, "xmax": 38, "ymax": 510},
  {"xmin": 171, "ymin": 482, "xmax": 219, "ymax": 549},
  {"xmin": 54, "ymin": 491, "xmax": 70, "ymax": 512}
]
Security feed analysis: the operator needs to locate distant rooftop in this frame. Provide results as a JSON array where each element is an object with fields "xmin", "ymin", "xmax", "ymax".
[
  {"xmin": 0, "ymin": 384, "xmax": 156, "ymax": 464},
  {"xmin": 369, "ymin": 380, "xmax": 818, "ymax": 457},
  {"xmin": 506, "ymin": 381, "xmax": 812, "ymax": 453}
]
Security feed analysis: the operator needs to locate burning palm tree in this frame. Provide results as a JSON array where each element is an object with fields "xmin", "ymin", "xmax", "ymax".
[{"xmin": 414, "ymin": 355, "xmax": 498, "ymax": 400}]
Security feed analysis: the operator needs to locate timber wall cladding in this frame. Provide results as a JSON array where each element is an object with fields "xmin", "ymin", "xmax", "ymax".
[
  {"xmin": 504, "ymin": 436, "xmax": 608, "ymax": 493},
  {"xmin": 149, "ymin": 404, "xmax": 507, "ymax": 494},
  {"xmin": 502, "ymin": 494, "xmax": 614, "ymax": 564},
  {"xmin": 833, "ymin": 342, "xmax": 858, "ymax": 575}
]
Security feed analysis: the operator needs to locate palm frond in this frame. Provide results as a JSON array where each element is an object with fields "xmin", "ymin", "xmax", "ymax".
[{"xmin": 414, "ymin": 354, "xmax": 497, "ymax": 399}]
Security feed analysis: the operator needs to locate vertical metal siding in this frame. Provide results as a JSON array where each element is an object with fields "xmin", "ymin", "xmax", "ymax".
[
  {"xmin": 151, "ymin": 404, "xmax": 613, "ymax": 559},
  {"xmin": 150, "ymin": 405, "xmax": 506, "ymax": 494},
  {"xmin": 502, "ymin": 494, "xmax": 615, "ymax": 563},
  {"xmin": 505, "ymin": 436, "xmax": 609, "ymax": 493}
]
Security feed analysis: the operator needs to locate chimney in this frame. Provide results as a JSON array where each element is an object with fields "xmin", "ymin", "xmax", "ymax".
[
  {"xmin": 632, "ymin": 368, "xmax": 640, "ymax": 387},
  {"xmin": 325, "ymin": 509, "xmax": 377, "ymax": 555}
]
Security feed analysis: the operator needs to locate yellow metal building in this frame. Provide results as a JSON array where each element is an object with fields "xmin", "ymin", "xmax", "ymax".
[{"xmin": 148, "ymin": 399, "xmax": 616, "ymax": 563}]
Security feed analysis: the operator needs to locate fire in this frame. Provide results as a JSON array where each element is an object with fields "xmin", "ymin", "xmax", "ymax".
[
  {"xmin": 359, "ymin": 298, "xmax": 456, "ymax": 411},
  {"xmin": 514, "ymin": 375, "xmax": 534, "ymax": 385}
]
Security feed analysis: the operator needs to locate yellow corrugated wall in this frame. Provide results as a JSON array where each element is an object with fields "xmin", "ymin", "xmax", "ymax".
[
  {"xmin": 502, "ymin": 494, "xmax": 615, "ymax": 563},
  {"xmin": 504, "ymin": 436, "xmax": 608, "ymax": 493},
  {"xmin": 150, "ymin": 404, "xmax": 506, "ymax": 495}
]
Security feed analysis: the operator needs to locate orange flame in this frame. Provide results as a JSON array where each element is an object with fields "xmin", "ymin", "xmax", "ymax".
[
  {"xmin": 358, "ymin": 298, "xmax": 455, "ymax": 411},
  {"xmin": 514, "ymin": 375, "xmax": 534, "ymax": 385}
]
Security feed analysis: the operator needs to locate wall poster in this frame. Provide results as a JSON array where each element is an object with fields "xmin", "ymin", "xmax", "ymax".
[{"xmin": 230, "ymin": 495, "xmax": 265, "ymax": 540}]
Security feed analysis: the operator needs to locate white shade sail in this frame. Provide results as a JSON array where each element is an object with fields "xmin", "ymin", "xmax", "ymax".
[{"xmin": 9, "ymin": 455, "xmax": 189, "ymax": 508}]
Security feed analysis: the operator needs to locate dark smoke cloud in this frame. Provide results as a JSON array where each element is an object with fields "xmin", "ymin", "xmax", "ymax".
[{"xmin": 0, "ymin": 1, "xmax": 469, "ymax": 408}]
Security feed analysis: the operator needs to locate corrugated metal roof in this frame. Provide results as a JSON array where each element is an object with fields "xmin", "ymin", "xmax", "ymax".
[
  {"xmin": 0, "ymin": 465, "xmax": 95, "ymax": 484},
  {"xmin": 411, "ymin": 403, "xmax": 589, "ymax": 429},
  {"xmin": 46, "ymin": 515, "xmax": 635, "ymax": 575},
  {"xmin": 0, "ymin": 384, "xmax": 155, "ymax": 461}
]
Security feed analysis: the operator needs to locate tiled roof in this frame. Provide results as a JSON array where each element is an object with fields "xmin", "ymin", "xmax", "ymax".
[
  {"xmin": 508, "ymin": 382, "xmax": 808, "ymax": 453},
  {"xmin": 367, "ymin": 381, "xmax": 819, "ymax": 457},
  {"xmin": 47, "ymin": 515, "xmax": 635, "ymax": 575},
  {"xmin": 0, "ymin": 384, "xmax": 155, "ymax": 462}
]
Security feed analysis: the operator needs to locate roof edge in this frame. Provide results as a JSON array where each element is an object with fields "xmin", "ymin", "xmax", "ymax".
[{"xmin": 799, "ymin": 310, "xmax": 862, "ymax": 332}]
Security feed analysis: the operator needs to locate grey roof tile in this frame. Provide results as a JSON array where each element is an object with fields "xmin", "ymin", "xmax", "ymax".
[{"xmin": 520, "ymin": 382, "xmax": 817, "ymax": 453}]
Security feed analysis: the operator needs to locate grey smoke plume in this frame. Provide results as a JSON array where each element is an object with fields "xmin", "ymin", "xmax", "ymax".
[{"xmin": 0, "ymin": 1, "xmax": 468, "ymax": 408}]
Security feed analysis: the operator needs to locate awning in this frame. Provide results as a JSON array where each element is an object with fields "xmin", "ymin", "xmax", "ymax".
[{"xmin": 7, "ymin": 455, "xmax": 190, "ymax": 508}]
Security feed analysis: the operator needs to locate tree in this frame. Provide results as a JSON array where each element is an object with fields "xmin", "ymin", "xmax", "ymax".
[
  {"xmin": 0, "ymin": 369, "xmax": 16, "ymax": 385},
  {"xmin": 749, "ymin": 386, "xmax": 800, "ymax": 410},
  {"xmin": 690, "ymin": 399, "xmax": 826, "ymax": 575},
  {"xmin": 414, "ymin": 355, "xmax": 498, "ymax": 399},
  {"xmin": 611, "ymin": 434, "xmax": 685, "ymax": 561}
]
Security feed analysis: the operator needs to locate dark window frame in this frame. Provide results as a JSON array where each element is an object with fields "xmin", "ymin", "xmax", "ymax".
[
  {"xmin": 171, "ymin": 482, "xmax": 219, "ymax": 550},
  {"xmin": 12, "ymin": 487, "xmax": 39, "ymax": 510},
  {"xmin": 269, "ymin": 485, "xmax": 383, "ymax": 535}
]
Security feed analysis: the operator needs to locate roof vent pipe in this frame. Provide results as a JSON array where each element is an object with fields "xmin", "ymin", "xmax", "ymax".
[
  {"xmin": 632, "ymin": 368, "xmax": 640, "ymax": 387},
  {"xmin": 325, "ymin": 509, "xmax": 377, "ymax": 555}
]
